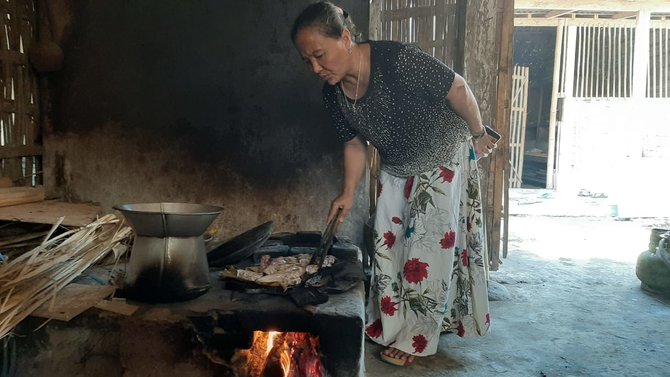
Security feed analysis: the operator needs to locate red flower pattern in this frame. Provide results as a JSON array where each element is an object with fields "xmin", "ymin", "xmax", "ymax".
[
  {"xmin": 412, "ymin": 334, "xmax": 428, "ymax": 353},
  {"xmin": 467, "ymin": 216, "xmax": 472, "ymax": 232},
  {"xmin": 377, "ymin": 180, "xmax": 383, "ymax": 199},
  {"xmin": 440, "ymin": 230, "xmax": 456, "ymax": 249},
  {"xmin": 380, "ymin": 296, "xmax": 398, "ymax": 316},
  {"xmin": 403, "ymin": 258, "xmax": 429, "ymax": 284},
  {"xmin": 403, "ymin": 176, "xmax": 414, "ymax": 199},
  {"xmin": 486, "ymin": 312, "xmax": 491, "ymax": 325},
  {"xmin": 457, "ymin": 321, "xmax": 465, "ymax": 337},
  {"xmin": 391, "ymin": 216, "xmax": 402, "ymax": 224},
  {"xmin": 439, "ymin": 166, "xmax": 455, "ymax": 183},
  {"xmin": 366, "ymin": 319, "xmax": 383, "ymax": 338},
  {"xmin": 461, "ymin": 249, "xmax": 469, "ymax": 266},
  {"xmin": 383, "ymin": 231, "xmax": 396, "ymax": 249}
]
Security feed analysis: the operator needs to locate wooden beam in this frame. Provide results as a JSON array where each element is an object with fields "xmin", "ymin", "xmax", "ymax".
[
  {"xmin": 515, "ymin": 18, "xmax": 670, "ymax": 27},
  {"xmin": 545, "ymin": 9, "xmax": 575, "ymax": 18},
  {"xmin": 0, "ymin": 146, "xmax": 43, "ymax": 159},
  {"xmin": 368, "ymin": 0, "xmax": 382, "ymax": 40},
  {"xmin": 516, "ymin": 0, "xmax": 670, "ymax": 12},
  {"xmin": 488, "ymin": 0, "xmax": 515, "ymax": 271},
  {"xmin": 612, "ymin": 11, "xmax": 638, "ymax": 20}
]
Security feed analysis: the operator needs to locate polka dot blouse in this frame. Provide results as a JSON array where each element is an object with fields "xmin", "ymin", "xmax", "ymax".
[{"xmin": 323, "ymin": 40, "xmax": 471, "ymax": 177}]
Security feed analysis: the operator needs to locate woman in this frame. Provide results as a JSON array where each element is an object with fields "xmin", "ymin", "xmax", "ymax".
[{"xmin": 291, "ymin": 2, "xmax": 496, "ymax": 366}]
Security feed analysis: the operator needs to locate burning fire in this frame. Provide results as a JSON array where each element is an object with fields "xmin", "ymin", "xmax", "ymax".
[{"xmin": 231, "ymin": 330, "xmax": 326, "ymax": 377}]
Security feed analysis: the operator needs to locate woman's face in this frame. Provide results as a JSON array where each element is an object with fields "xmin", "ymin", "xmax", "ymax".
[{"xmin": 294, "ymin": 27, "xmax": 351, "ymax": 86}]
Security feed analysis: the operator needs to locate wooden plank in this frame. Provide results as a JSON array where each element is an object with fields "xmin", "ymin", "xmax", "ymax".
[
  {"xmin": 516, "ymin": 18, "xmax": 670, "ymax": 28},
  {"xmin": 0, "ymin": 199, "xmax": 102, "ymax": 226},
  {"xmin": 0, "ymin": 145, "xmax": 44, "ymax": 158},
  {"xmin": 31, "ymin": 283, "xmax": 116, "ymax": 321},
  {"xmin": 564, "ymin": 26, "xmax": 578, "ymax": 97},
  {"xmin": 454, "ymin": 0, "xmax": 467, "ymax": 73},
  {"xmin": 94, "ymin": 299, "xmax": 139, "ymax": 316},
  {"xmin": 578, "ymin": 26, "xmax": 585, "ymax": 97},
  {"xmin": 516, "ymin": 0, "xmax": 670, "ymax": 12},
  {"xmin": 545, "ymin": 10, "xmax": 574, "ymax": 19},
  {"xmin": 547, "ymin": 19, "xmax": 564, "ymax": 188},
  {"xmin": 633, "ymin": 11, "xmax": 651, "ymax": 98},
  {"xmin": 586, "ymin": 25, "xmax": 592, "ymax": 97},
  {"xmin": 607, "ymin": 26, "xmax": 611, "ymax": 96},
  {"xmin": 665, "ymin": 27, "xmax": 668, "ymax": 98},
  {"xmin": 0, "ymin": 186, "xmax": 45, "ymax": 207},
  {"xmin": 612, "ymin": 11, "xmax": 637, "ymax": 20}
]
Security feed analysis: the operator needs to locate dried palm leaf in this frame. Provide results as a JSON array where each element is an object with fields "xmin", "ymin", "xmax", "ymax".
[{"xmin": 0, "ymin": 214, "xmax": 131, "ymax": 339}]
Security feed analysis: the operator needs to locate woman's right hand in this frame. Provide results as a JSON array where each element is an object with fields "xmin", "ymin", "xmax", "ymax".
[
  {"xmin": 474, "ymin": 132, "xmax": 499, "ymax": 159},
  {"xmin": 327, "ymin": 192, "xmax": 354, "ymax": 224}
]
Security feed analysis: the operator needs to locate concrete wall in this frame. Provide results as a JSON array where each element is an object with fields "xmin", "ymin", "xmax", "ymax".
[{"xmin": 42, "ymin": 1, "xmax": 369, "ymax": 240}]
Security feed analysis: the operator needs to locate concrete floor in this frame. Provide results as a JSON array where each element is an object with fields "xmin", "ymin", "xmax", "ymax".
[{"xmin": 364, "ymin": 189, "xmax": 670, "ymax": 377}]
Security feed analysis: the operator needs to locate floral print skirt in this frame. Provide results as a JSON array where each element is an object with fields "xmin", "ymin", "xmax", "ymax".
[{"xmin": 365, "ymin": 141, "xmax": 491, "ymax": 356}]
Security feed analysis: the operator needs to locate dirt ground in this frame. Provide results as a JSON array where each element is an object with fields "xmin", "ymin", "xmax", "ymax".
[{"xmin": 364, "ymin": 189, "xmax": 670, "ymax": 377}]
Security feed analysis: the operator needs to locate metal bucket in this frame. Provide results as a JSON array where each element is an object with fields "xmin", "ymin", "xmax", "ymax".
[{"xmin": 114, "ymin": 202, "xmax": 223, "ymax": 302}]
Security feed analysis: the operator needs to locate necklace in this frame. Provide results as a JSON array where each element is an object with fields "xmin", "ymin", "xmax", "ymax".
[{"xmin": 340, "ymin": 49, "xmax": 362, "ymax": 111}]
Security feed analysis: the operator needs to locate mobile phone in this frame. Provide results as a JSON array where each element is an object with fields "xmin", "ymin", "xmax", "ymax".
[{"xmin": 485, "ymin": 125, "xmax": 502, "ymax": 141}]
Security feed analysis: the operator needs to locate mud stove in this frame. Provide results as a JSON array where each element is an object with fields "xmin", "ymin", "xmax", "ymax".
[
  {"xmin": 12, "ymin": 233, "xmax": 365, "ymax": 377},
  {"xmin": 190, "ymin": 236, "xmax": 366, "ymax": 377}
]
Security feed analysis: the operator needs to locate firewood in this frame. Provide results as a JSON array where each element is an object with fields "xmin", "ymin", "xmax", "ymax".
[{"xmin": 0, "ymin": 214, "xmax": 132, "ymax": 339}]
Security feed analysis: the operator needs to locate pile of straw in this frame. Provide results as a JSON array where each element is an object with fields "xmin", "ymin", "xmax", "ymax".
[{"xmin": 0, "ymin": 214, "xmax": 132, "ymax": 339}]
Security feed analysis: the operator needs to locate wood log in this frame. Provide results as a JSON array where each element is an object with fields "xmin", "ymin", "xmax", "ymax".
[{"xmin": 0, "ymin": 186, "xmax": 45, "ymax": 208}]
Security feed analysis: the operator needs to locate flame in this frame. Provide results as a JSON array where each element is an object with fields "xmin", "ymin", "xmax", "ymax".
[
  {"xmin": 233, "ymin": 330, "xmax": 323, "ymax": 377},
  {"xmin": 279, "ymin": 348, "xmax": 291, "ymax": 376},
  {"xmin": 266, "ymin": 331, "xmax": 279, "ymax": 354},
  {"xmin": 266, "ymin": 331, "xmax": 291, "ymax": 377}
]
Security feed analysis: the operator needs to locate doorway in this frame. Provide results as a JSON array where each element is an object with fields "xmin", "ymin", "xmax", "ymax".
[{"xmin": 512, "ymin": 27, "xmax": 556, "ymax": 189}]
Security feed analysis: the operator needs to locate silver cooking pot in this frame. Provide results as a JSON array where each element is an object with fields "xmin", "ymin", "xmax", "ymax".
[{"xmin": 114, "ymin": 202, "xmax": 223, "ymax": 302}]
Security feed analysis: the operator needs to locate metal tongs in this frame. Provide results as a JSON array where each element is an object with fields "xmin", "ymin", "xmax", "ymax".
[{"xmin": 310, "ymin": 207, "xmax": 342, "ymax": 275}]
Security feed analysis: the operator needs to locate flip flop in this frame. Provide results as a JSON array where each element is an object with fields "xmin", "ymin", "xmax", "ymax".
[{"xmin": 379, "ymin": 350, "xmax": 415, "ymax": 366}]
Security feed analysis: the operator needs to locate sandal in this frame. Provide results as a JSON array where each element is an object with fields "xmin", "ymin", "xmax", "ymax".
[{"xmin": 379, "ymin": 348, "xmax": 416, "ymax": 366}]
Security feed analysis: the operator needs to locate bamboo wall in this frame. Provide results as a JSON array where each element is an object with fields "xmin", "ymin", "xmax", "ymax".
[
  {"xmin": 0, "ymin": 0, "xmax": 41, "ymax": 186},
  {"xmin": 374, "ymin": 0, "xmax": 462, "ymax": 70}
]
